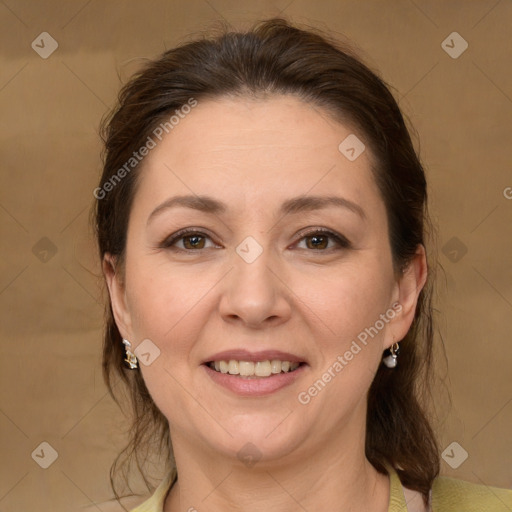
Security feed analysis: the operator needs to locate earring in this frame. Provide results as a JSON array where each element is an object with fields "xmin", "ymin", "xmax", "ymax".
[
  {"xmin": 382, "ymin": 342, "xmax": 400, "ymax": 368},
  {"xmin": 122, "ymin": 339, "xmax": 138, "ymax": 369}
]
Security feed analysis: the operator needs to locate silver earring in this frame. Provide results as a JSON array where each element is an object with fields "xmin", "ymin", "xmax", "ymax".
[
  {"xmin": 122, "ymin": 339, "xmax": 138, "ymax": 369},
  {"xmin": 382, "ymin": 342, "xmax": 400, "ymax": 368}
]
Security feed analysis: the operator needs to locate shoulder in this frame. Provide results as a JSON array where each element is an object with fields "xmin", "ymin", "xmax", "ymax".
[
  {"xmin": 83, "ymin": 469, "xmax": 177, "ymax": 512},
  {"xmin": 431, "ymin": 475, "xmax": 512, "ymax": 511}
]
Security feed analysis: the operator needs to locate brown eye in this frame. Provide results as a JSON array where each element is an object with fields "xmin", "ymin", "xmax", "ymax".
[
  {"xmin": 305, "ymin": 234, "xmax": 329, "ymax": 250},
  {"xmin": 296, "ymin": 229, "xmax": 351, "ymax": 251},
  {"xmin": 161, "ymin": 229, "xmax": 217, "ymax": 251},
  {"xmin": 182, "ymin": 234, "xmax": 206, "ymax": 249}
]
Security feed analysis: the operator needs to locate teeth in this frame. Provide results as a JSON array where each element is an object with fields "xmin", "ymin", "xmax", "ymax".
[
  {"xmin": 239, "ymin": 361, "xmax": 254, "ymax": 376},
  {"xmin": 228, "ymin": 360, "xmax": 239, "ymax": 375},
  {"xmin": 255, "ymin": 361, "xmax": 271, "ymax": 376},
  {"xmin": 270, "ymin": 360, "xmax": 281, "ymax": 374},
  {"xmin": 209, "ymin": 359, "xmax": 300, "ymax": 376}
]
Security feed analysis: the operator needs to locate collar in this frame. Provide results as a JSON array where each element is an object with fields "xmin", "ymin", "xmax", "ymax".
[{"xmin": 133, "ymin": 464, "xmax": 420, "ymax": 512}]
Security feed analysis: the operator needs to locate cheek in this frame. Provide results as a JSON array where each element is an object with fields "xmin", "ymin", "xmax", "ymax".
[
  {"xmin": 125, "ymin": 249, "xmax": 393, "ymax": 355},
  {"xmin": 123, "ymin": 263, "xmax": 211, "ymax": 420},
  {"xmin": 296, "ymin": 259, "xmax": 393, "ymax": 342},
  {"xmin": 124, "ymin": 260, "xmax": 218, "ymax": 355},
  {"xmin": 293, "ymin": 265, "xmax": 392, "ymax": 424}
]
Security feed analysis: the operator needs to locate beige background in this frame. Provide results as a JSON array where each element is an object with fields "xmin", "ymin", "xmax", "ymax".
[{"xmin": 1, "ymin": 0, "xmax": 511, "ymax": 510}]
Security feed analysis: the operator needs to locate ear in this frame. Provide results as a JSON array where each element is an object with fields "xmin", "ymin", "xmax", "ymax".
[
  {"xmin": 385, "ymin": 244, "xmax": 428, "ymax": 349},
  {"xmin": 103, "ymin": 253, "xmax": 133, "ymax": 340}
]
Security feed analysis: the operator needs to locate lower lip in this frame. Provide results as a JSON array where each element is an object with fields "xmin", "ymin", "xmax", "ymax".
[{"xmin": 202, "ymin": 363, "xmax": 307, "ymax": 396}]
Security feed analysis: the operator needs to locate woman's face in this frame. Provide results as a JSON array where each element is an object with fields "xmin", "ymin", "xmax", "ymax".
[{"xmin": 106, "ymin": 95, "xmax": 424, "ymax": 465}]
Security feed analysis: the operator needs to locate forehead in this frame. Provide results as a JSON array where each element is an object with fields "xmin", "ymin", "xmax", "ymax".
[
  {"xmin": 150, "ymin": 94, "xmax": 368, "ymax": 167},
  {"xmin": 132, "ymin": 94, "xmax": 384, "ymax": 220}
]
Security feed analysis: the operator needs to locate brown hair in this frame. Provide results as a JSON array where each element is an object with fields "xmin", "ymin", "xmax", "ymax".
[{"xmin": 94, "ymin": 16, "xmax": 440, "ymax": 505}]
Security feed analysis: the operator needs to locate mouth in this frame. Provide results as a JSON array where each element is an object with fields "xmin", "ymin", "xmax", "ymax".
[
  {"xmin": 201, "ymin": 349, "xmax": 309, "ymax": 395},
  {"xmin": 202, "ymin": 358, "xmax": 308, "ymax": 396},
  {"xmin": 203, "ymin": 359, "xmax": 307, "ymax": 379}
]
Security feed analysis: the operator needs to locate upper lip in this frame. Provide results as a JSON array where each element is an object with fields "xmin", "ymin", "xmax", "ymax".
[{"xmin": 202, "ymin": 349, "xmax": 307, "ymax": 364}]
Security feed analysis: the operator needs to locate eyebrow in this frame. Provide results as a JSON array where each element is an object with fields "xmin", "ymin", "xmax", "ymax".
[{"xmin": 147, "ymin": 194, "xmax": 366, "ymax": 225}]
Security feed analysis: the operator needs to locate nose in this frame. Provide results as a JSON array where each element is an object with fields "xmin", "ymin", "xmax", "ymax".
[{"xmin": 218, "ymin": 244, "xmax": 292, "ymax": 329}]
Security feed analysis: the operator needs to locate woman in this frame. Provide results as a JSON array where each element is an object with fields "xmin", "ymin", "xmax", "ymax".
[{"xmin": 94, "ymin": 17, "xmax": 512, "ymax": 512}]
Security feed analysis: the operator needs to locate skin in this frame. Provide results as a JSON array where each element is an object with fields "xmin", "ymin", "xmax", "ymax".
[{"xmin": 104, "ymin": 95, "xmax": 427, "ymax": 512}]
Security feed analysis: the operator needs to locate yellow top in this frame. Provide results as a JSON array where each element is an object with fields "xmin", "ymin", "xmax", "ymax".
[{"xmin": 130, "ymin": 466, "xmax": 512, "ymax": 511}]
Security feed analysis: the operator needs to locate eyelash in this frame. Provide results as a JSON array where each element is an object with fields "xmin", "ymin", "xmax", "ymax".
[{"xmin": 159, "ymin": 227, "xmax": 351, "ymax": 253}]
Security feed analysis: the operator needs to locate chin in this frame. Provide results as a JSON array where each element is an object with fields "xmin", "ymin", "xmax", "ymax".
[{"xmin": 202, "ymin": 421, "xmax": 307, "ymax": 465}]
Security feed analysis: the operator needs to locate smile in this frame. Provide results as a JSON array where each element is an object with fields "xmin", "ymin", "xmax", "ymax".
[
  {"xmin": 203, "ymin": 360, "xmax": 308, "ymax": 396},
  {"xmin": 207, "ymin": 359, "xmax": 302, "ymax": 378}
]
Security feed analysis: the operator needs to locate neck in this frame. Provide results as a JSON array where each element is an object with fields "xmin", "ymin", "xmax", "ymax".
[{"xmin": 164, "ymin": 424, "xmax": 389, "ymax": 512}]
